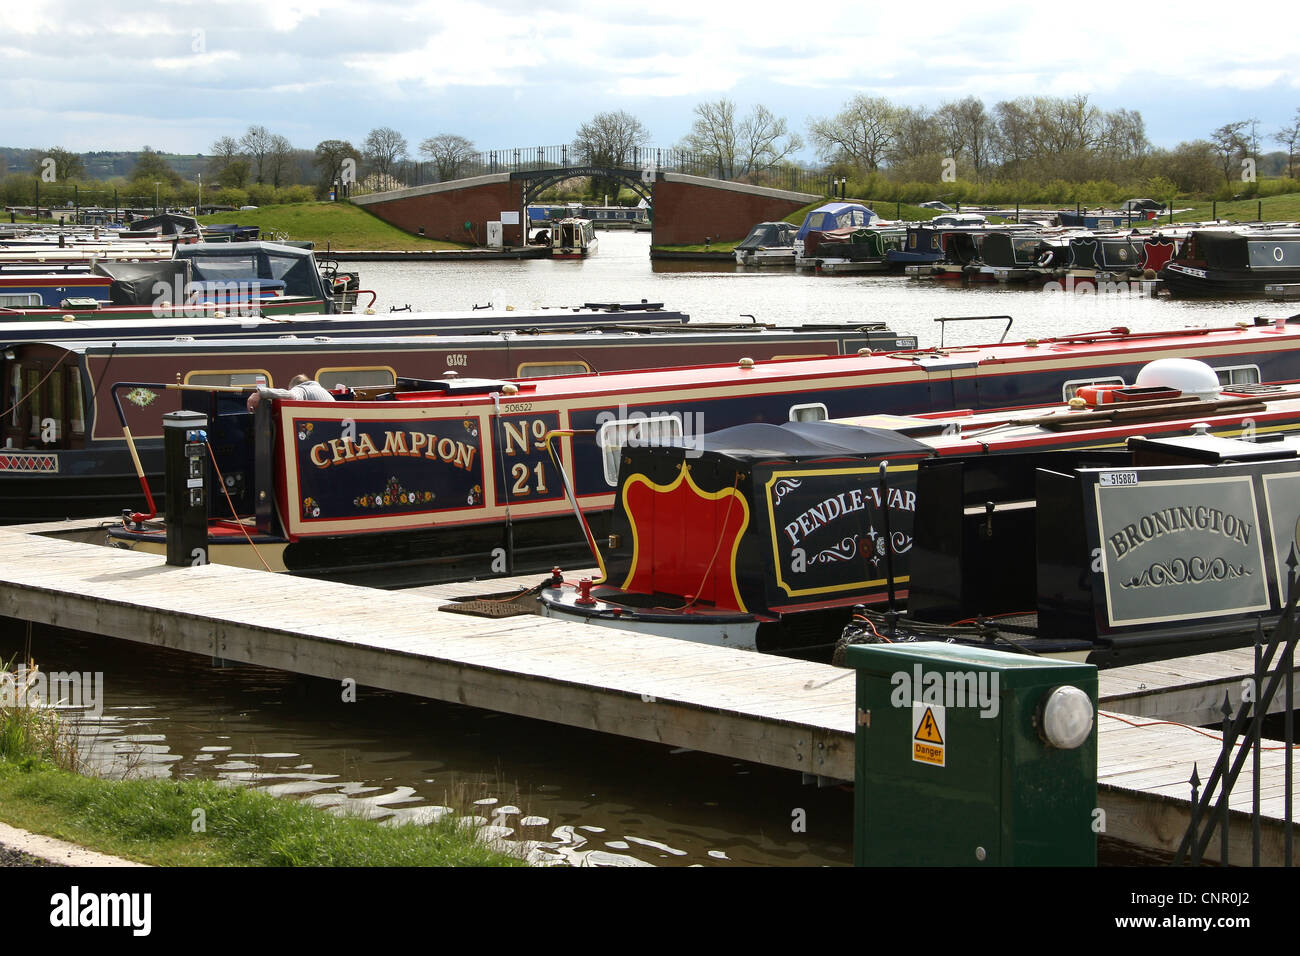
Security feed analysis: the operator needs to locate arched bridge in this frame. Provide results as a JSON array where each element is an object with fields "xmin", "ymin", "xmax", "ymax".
[{"xmin": 352, "ymin": 146, "xmax": 825, "ymax": 248}]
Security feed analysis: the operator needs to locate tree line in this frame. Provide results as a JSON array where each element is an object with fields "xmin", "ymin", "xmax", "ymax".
[{"xmin": 5, "ymin": 97, "xmax": 1299, "ymax": 212}]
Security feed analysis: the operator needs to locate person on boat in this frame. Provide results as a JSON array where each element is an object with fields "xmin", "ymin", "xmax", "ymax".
[{"xmin": 246, "ymin": 374, "xmax": 335, "ymax": 412}]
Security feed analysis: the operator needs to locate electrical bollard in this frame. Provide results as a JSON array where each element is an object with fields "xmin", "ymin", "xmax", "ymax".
[
  {"xmin": 846, "ymin": 641, "xmax": 1098, "ymax": 866},
  {"xmin": 163, "ymin": 410, "xmax": 209, "ymax": 567}
]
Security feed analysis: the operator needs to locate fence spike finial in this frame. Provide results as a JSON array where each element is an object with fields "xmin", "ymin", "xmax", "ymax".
[
  {"xmin": 1189, "ymin": 762, "xmax": 1201, "ymax": 790},
  {"xmin": 1221, "ymin": 691, "xmax": 1234, "ymax": 720}
]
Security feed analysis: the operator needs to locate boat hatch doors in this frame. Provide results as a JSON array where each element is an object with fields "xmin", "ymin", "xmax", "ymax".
[
  {"xmin": 913, "ymin": 353, "xmax": 980, "ymax": 412},
  {"xmin": 3, "ymin": 351, "xmax": 85, "ymax": 451}
]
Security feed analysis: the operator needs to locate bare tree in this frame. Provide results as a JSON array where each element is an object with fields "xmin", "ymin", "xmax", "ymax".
[
  {"xmin": 736, "ymin": 105, "xmax": 803, "ymax": 178},
  {"xmin": 888, "ymin": 106, "xmax": 944, "ymax": 178},
  {"xmin": 265, "ymin": 134, "xmax": 294, "ymax": 188},
  {"xmin": 992, "ymin": 98, "xmax": 1036, "ymax": 173},
  {"xmin": 808, "ymin": 95, "xmax": 898, "ymax": 173},
  {"xmin": 208, "ymin": 136, "xmax": 241, "ymax": 179},
  {"xmin": 680, "ymin": 98, "xmax": 739, "ymax": 178},
  {"xmin": 573, "ymin": 111, "xmax": 652, "ymax": 198},
  {"xmin": 1210, "ymin": 121, "xmax": 1249, "ymax": 184},
  {"xmin": 1100, "ymin": 108, "xmax": 1149, "ymax": 163},
  {"xmin": 573, "ymin": 111, "xmax": 650, "ymax": 167},
  {"xmin": 1276, "ymin": 109, "xmax": 1300, "ymax": 180},
  {"xmin": 419, "ymin": 133, "xmax": 477, "ymax": 181},
  {"xmin": 239, "ymin": 125, "xmax": 272, "ymax": 184},
  {"xmin": 363, "ymin": 127, "xmax": 409, "ymax": 182}
]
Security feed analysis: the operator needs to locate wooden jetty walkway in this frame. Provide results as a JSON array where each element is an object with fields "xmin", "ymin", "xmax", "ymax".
[{"xmin": 1, "ymin": 519, "xmax": 1296, "ymax": 863}]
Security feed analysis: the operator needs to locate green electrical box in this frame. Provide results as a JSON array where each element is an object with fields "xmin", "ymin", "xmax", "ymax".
[{"xmin": 846, "ymin": 641, "xmax": 1098, "ymax": 866}]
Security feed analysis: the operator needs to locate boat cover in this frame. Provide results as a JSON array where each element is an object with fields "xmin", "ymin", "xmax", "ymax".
[
  {"xmin": 655, "ymin": 420, "xmax": 932, "ymax": 463},
  {"xmin": 735, "ymin": 222, "xmax": 796, "ymax": 251},
  {"xmin": 92, "ymin": 259, "xmax": 193, "ymax": 305},
  {"xmin": 794, "ymin": 203, "xmax": 878, "ymax": 240}
]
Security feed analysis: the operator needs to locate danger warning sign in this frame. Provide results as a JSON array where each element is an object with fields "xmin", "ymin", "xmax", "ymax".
[{"xmin": 912, "ymin": 702, "xmax": 945, "ymax": 766}]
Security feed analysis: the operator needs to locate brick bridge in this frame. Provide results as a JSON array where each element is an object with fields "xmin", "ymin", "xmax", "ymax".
[{"xmin": 351, "ymin": 150, "xmax": 824, "ymax": 248}]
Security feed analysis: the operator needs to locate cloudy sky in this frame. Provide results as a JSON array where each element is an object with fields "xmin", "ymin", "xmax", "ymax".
[{"xmin": 2, "ymin": 0, "xmax": 1297, "ymax": 160}]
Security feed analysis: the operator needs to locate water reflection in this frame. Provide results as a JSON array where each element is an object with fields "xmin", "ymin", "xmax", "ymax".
[{"xmin": 3, "ymin": 623, "xmax": 853, "ymax": 867}]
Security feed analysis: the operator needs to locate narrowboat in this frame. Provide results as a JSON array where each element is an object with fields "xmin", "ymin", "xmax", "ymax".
[
  {"xmin": 104, "ymin": 321, "xmax": 1300, "ymax": 584},
  {"xmin": 0, "ymin": 301, "xmax": 692, "ymax": 346},
  {"xmin": 1056, "ymin": 209, "xmax": 1150, "ymax": 229},
  {"xmin": 838, "ymin": 426, "xmax": 1300, "ymax": 667},
  {"xmin": 0, "ymin": 242, "xmax": 341, "ymax": 320},
  {"xmin": 793, "ymin": 202, "xmax": 878, "ymax": 267},
  {"xmin": 0, "ymin": 272, "xmax": 113, "ymax": 309},
  {"xmin": 550, "ymin": 219, "xmax": 599, "ymax": 259},
  {"xmin": 813, "ymin": 226, "xmax": 907, "ymax": 275},
  {"xmin": 537, "ymin": 359, "xmax": 1300, "ymax": 661},
  {"xmin": 887, "ymin": 217, "xmax": 991, "ymax": 269},
  {"xmin": 733, "ymin": 222, "xmax": 797, "ymax": 266},
  {"xmin": 2, "ymin": 321, "xmax": 912, "ymax": 524},
  {"xmin": 1160, "ymin": 227, "xmax": 1300, "ymax": 297}
]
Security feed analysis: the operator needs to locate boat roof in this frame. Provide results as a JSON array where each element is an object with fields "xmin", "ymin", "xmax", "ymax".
[{"xmin": 654, "ymin": 420, "xmax": 932, "ymax": 463}]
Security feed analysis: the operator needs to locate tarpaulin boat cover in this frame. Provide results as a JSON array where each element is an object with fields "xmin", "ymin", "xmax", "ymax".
[
  {"xmin": 128, "ymin": 213, "xmax": 201, "ymax": 236},
  {"xmin": 92, "ymin": 260, "xmax": 193, "ymax": 305},
  {"xmin": 654, "ymin": 420, "xmax": 932, "ymax": 463},
  {"xmin": 174, "ymin": 242, "xmax": 326, "ymax": 300},
  {"xmin": 794, "ymin": 203, "xmax": 878, "ymax": 240},
  {"xmin": 735, "ymin": 222, "xmax": 796, "ymax": 251}
]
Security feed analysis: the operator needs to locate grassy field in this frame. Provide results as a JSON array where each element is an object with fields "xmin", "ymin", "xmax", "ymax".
[
  {"xmin": 199, "ymin": 202, "xmax": 466, "ymax": 251},
  {"xmin": 1167, "ymin": 192, "xmax": 1300, "ymax": 223}
]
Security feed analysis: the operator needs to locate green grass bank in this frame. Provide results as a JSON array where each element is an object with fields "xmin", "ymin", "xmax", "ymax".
[{"xmin": 199, "ymin": 202, "xmax": 466, "ymax": 252}]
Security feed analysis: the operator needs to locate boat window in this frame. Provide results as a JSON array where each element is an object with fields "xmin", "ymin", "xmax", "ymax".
[
  {"xmin": 25, "ymin": 368, "xmax": 42, "ymax": 438},
  {"xmin": 314, "ymin": 366, "xmax": 396, "ymax": 389},
  {"xmin": 0, "ymin": 293, "xmax": 42, "ymax": 307},
  {"xmin": 789, "ymin": 403, "xmax": 828, "ymax": 422},
  {"xmin": 1215, "ymin": 365, "xmax": 1260, "ymax": 387},
  {"xmin": 516, "ymin": 361, "xmax": 590, "ymax": 379},
  {"xmin": 1062, "ymin": 376, "xmax": 1123, "ymax": 400},
  {"xmin": 69, "ymin": 371, "xmax": 84, "ymax": 436},
  {"xmin": 184, "ymin": 370, "xmax": 272, "ymax": 387},
  {"xmin": 8, "ymin": 362, "xmax": 20, "ymax": 429},
  {"xmin": 189, "ymin": 255, "xmax": 260, "ymax": 282},
  {"xmin": 597, "ymin": 415, "xmax": 683, "ymax": 486}
]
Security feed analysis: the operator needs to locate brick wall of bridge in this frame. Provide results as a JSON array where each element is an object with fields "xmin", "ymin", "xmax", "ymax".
[
  {"xmin": 353, "ymin": 175, "xmax": 525, "ymax": 246},
  {"xmin": 354, "ymin": 171, "xmax": 821, "ymax": 250},
  {"xmin": 651, "ymin": 175, "xmax": 819, "ymax": 246}
]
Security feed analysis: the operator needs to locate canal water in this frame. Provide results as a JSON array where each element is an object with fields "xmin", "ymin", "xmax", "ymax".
[
  {"xmin": 11, "ymin": 230, "xmax": 1260, "ymax": 866},
  {"xmin": 358, "ymin": 230, "xmax": 1276, "ymax": 344}
]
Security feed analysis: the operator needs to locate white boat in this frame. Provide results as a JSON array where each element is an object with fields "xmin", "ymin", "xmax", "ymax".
[{"xmin": 550, "ymin": 218, "xmax": 598, "ymax": 259}]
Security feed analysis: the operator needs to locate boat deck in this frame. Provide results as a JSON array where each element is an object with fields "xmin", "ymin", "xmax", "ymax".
[{"xmin": 1, "ymin": 518, "xmax": 1295, "ymax": 862}]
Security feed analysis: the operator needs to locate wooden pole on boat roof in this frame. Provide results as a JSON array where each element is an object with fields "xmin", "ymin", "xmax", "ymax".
[
  {"xmin": 1015, "ymin": 202, "xmax": 1020, "ymax": 223},
  {"xmin": 1213, "ymin": 201, "xmax": 1217, "ymax": 221}
]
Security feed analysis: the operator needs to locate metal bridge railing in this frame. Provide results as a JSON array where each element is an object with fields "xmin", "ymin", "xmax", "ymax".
[{"xmin": 387, "ymin": 146, "xmax": 830, "ymax": 195}]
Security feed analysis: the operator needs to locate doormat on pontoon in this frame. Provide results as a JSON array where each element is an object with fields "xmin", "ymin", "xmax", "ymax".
[{"xmin": 439, "ymin": 595, "xmax": 538, "ymax": 619}]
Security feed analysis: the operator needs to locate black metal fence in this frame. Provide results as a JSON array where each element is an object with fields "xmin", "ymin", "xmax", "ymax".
[
  {"xmin": 1176, "ymin": 551, "xmax": 1297, "ymax": 866},
  {"xmin": 386, "ymin": 145, "xmax": 829, "ymax": 195}
]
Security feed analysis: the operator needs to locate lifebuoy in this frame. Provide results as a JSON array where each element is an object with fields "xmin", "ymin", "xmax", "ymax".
[{"xmin": 1037, "ymin": 250, "xmax": 1054, "ymax": 268}]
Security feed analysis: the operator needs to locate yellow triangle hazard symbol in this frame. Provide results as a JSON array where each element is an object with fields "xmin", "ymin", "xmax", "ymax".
[{"xmin": 915, "ymin": 707, "xmax": 944, "ymax": 745}]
